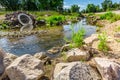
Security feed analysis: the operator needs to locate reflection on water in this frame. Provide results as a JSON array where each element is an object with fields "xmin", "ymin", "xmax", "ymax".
[{"xmin": 0, "ymin": 19, "xmax": 96, "ymax": 56}]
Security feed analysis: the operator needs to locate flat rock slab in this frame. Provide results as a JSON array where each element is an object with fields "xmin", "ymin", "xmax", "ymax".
[{"xmin": 6, "ymin": 54, "xmax": 44, "ymax": 80}]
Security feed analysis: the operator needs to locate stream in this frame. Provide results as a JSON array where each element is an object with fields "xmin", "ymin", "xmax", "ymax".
[{"xmin": 0, "ymin": 19, "xmax": 96, "ymax": 56}]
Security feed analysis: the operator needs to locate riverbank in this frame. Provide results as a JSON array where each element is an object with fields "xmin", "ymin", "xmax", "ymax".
[{"xmin": 0, "ymin": 11, "xmax": 83, "ymax": 30}]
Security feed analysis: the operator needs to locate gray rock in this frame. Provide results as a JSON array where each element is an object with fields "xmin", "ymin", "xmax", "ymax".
[
  {"xmin": 0, "ymin": 49, "xmax": 5, "ymax": 76},
  {"xmin": 54, "ymin": 62, "xmax": 100, "ymax": 80},
  {"xmin": 3, "ymin": 53, "xmax": 18, "ymax": 68},
  {"xmin": 84, "ymin": 34, "xmax": 98, "ymax": 45},
  {"xmin": 34, "ymin": 52, "xmax": 47, "ymax": 60},
  {"xmin": 66, "ymin": 48, "xmax": 90, "ymax": 62},
  {"xmin": 114, "ymin": 32, "xmax": 120, "ymax": 38},
  {"xmin": 0, "ymin": 53, "xmax": 17, "ymax": 80},
  {"xmin": 6, "ymin": 54, "xmax": 44, "ymax": 80},
  {"xmin": 94, "ymin": 57, "xmax": 120, "ymax": 80}
]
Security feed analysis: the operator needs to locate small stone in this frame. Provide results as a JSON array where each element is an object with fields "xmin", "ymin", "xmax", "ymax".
[
  {"xmin": 34, "ymin": 52, "xmax": 47, "ymax": 60},
  {"xmin": 114, "ymin": 32, "xmax": 120, "ymax": 38},
  {"xmin": 47, "ymin": 47, "xmax": 61, "ymax": 55}
]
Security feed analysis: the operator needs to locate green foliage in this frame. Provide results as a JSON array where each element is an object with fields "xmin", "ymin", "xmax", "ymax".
[
  {"xmin": 86, "ymin": 4, "xmax": 101, "ymax": 13},
  {"xmin": 61, "ymin": 52, "xmax": 67, "ymax": 62},
  {"xmin": 115, "ymin": 26, "xmax": 120, "ymax": 32},
  {"xmin": 116, "ymin": 39, "xmax": 120, "ymax": 43},
  {"xmin": 0, "ymin": 23, "xmax": 9, "ymax": 30},
  {"xmin": 70, "ymin": 4, "xmax": 80, "ymax": 13},
  {"xmin": 46, "ymin": 15, "xmax": 65, "ymax": 26},
  {"xmin": 71, "ymin": 26, "xmax": 85, "ymax": 47},
  {"xmin": 100, "ymin": 12, "xmax": 120, "ymax": 22},
  {"xmin": 0, "ymin": 0, "xmax": 64, "ymax": 11},
  {"xmin": 36, "ymin": 16, "xmax": 45, "ymax": 21},
  {"xmin": 98, "ymin": 32, "xmax": 109, "ymax": 52},
  {"xmin": 101, "ymin": 0, "xmax": 113, "ymax": 11}
]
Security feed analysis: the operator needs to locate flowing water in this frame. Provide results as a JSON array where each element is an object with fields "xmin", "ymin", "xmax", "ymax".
[{"xmin": 0, "ymin": 19, "xmax": 96, "ymax": 56}]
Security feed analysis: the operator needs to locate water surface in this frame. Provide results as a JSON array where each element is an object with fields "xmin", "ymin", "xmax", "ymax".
[{"xmin": 0, "ymin": 19, "xmax": 96, "ymax": 56}]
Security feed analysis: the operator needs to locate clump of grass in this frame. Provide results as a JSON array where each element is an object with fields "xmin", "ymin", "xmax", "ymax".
[
  {"xmin": 115, "ymin": 26, "xmax": 120, "ymax": 32},
  {"xmin": 61, "ymin": 52, "xmax": 67, "ymax": 62},
  {"xmin": 100, "ymin": 12, "xmax": 120, "ymax": 22},
  {"xmin": 0, "ymin": 23, "xmax": 9, "ymax": 30},
  {"xmin": 71, "ymin": 25, "xmax": 85, "ymax": 47},
  {"xmin": 116, "ymin": 39, "xmax": 120, "ymax": 43},
  {"xmin": 46, "ymin": 15, "xmax": 66, "ymax": 26},
  {"xmin": 98, "ymin": 32, "xmax": 109, "ymax": 52}
]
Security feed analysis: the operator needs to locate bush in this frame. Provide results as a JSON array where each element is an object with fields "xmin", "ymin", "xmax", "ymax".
[
  {"xmin": 46, "ymin": 15, "xmax": 66, "ymax": 26},
  {"xmin": 0, "ymin": 23, "xmax": 9, "ymax": 30},
  {"xmin": 100, "ymin": 12, "xmax": 120, "ymax": 22},
  {"xmin": 98, "ymin": 32, "xmax": 109, "ymax": 52},
  {"xmin": 71, "ymin": 26, "xmax": 85, "ymax": 47}
]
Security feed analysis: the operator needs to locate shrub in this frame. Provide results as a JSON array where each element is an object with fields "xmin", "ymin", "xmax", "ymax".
[
  {"xmin": 71, "ymin": 25, "xmax": 85, "ymax": 47},
  {"xmin": 0, "ymin": 23, "xmax": 9, "ymax": 30},
  {"xmin": 98, "ymin": 32, "xmax": 109, "ymax": 52},
  {"xmin": 46, "ymin": 15, "xmax": 66, "ymax": 26},
  {"xmin": 100, "ymin": 12, "xmax": 120, "ymax": 22}
]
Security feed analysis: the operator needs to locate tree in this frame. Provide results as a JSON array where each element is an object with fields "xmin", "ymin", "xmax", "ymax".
[
  {"xmin": 0, "ymin": 0, "xmax": 64, "ymax": 11},
  {"xmin": 70, "ymin": 4, "xmax": 80, "ymax": 13},
  {"xmin": 101, "ymin": 0, "xmax": 113, "ymax": 11},
  {"xmin": 86, "ymin": 4, "xmax": 97, "ymax": 13},
  {"xmin": 112, "ymin": 2, "xmax": 120, "ymax": 10}
]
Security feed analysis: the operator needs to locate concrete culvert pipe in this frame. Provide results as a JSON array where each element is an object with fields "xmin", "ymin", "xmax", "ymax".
[
  {"xmin": 20, "ymin": 24, "xmax": 33, "ymax": 32},
  {"xmin": 18, "ymin": 13, "xmax": 33, "ymax": 25}
]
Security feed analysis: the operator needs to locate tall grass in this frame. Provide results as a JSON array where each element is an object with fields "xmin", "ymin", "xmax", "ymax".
[
  {"xmin": 71, "ymin": 25, "xmax": 85, "ymax": 47},
  {"xmin": 98, "ymin": 32, "xmax": 109, "ymax": 52},
  {"xmin": 100, "ymin": 12, "xmax": 120, "ymax": 22}
]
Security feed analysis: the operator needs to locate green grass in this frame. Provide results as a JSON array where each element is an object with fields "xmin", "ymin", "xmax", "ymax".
[
  {"xmin": 115, "ymin": 26, "xmax": 120, "ymax": 32},
  {"xmin": 116, "ymin": 39, "xmax": 120, "ymax": 43},
  {"xmin": 46, "ymin": 15, "xmax": 66, "ymax": 26},
  {"xmin": 98, "ymin": 32, "xmax": 109, "ymax": 52},
  {"xmin": 71, "ymin": 25, "xmax": 85, "ymax": 47},
  {"xmin": 100, "ymin": 12, "xmax": 120, "ymax": 22}
]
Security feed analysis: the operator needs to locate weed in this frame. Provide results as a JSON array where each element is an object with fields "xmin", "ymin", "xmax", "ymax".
[
  {"xmin": 98, "ymin": 32, "xmax": 109, "ymax": 52},
  {"xmin": 61, "ymin": 52, "xmax": 67, "ymax": 62},
  {"xmin": 71, "ymin": 25, "xmax": 85, "ymax": 47},
  {"xmin": 115, "ymin": 26, "xmax": 120, "ymax": 32},
  {"xmin": 100, "ymin": 12, "xmax": 120, "ymax": 22},
  {"xmin": 116, "ymin": 39, "xmax": 120, "ymax": 43}
]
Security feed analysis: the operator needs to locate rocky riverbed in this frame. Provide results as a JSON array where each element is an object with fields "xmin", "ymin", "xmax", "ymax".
[{"xmin": 1, "ymin": 33, "xmax": 120, "ymax": 80}]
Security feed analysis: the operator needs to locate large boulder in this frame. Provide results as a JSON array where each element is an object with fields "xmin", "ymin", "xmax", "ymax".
[
  {"xmin": 54, "ymin": 62, "xmax": 100, "ymax": 80},
  {"xmin": 6, "ymin": 54, "xmax": 44, "ymax": 80},
  {"xmin": 3, "ymin": 53, "xmax": 18, "ymax": 68},
  {"xmin": 0, "ymin": 49, "xmax": 6, "ymax": 76},
  {"xmin": 94, "ymin": 57, "xmax": 120, "ymax": 80},
  {"xmin": 66, "ymin": 48, "xmax": 90, "ymax": 62},
  {"xmin": 0, "ymin": 53, "xmax": 18, "ymax": 80}
]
